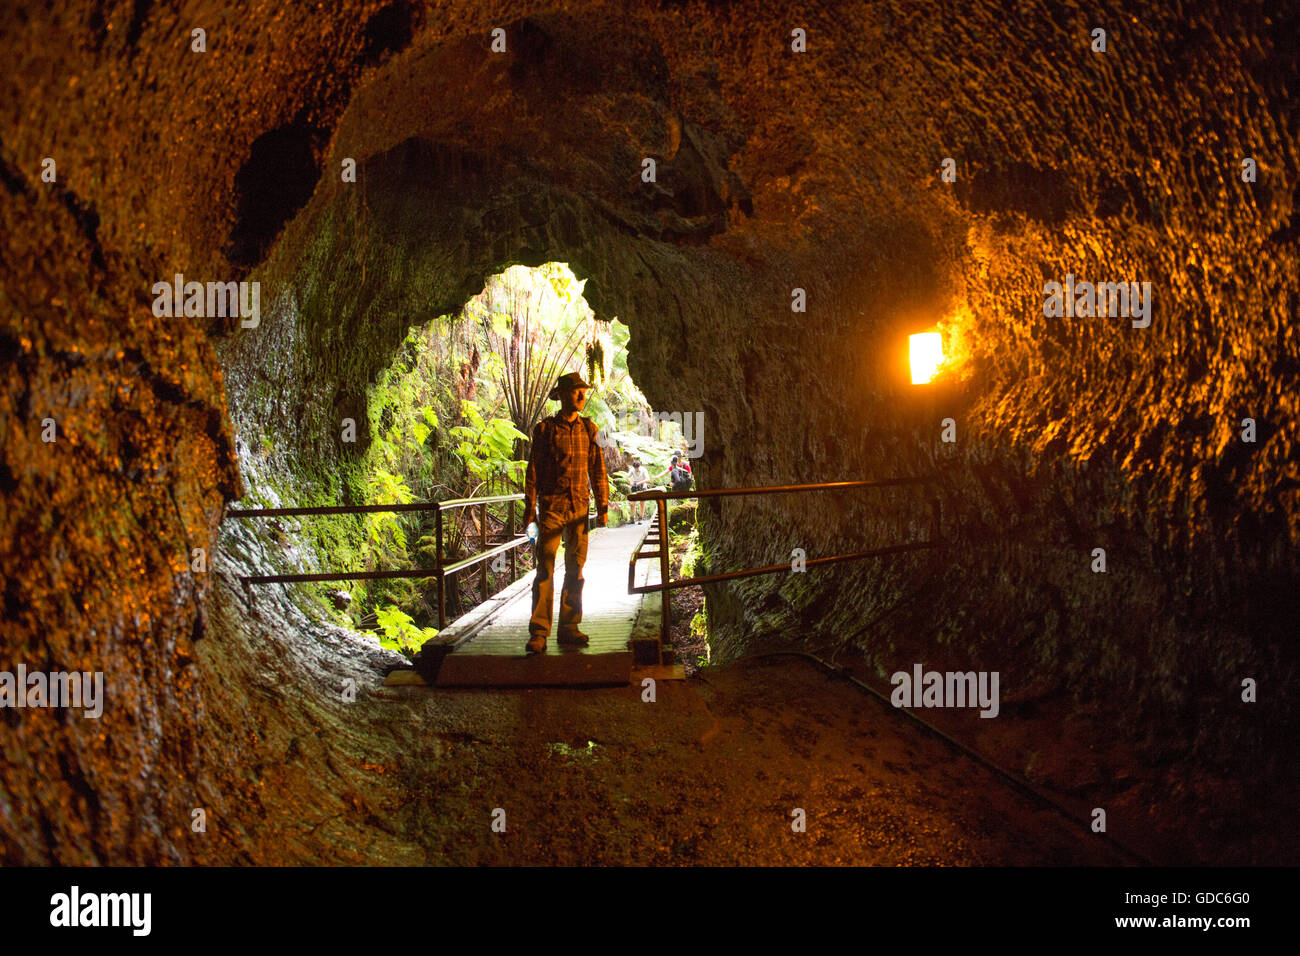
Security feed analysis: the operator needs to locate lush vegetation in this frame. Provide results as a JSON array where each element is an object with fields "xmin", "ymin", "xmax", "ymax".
[{"xmin": 329, "ymin": 263, "xmax": 690, "ymax": 656}]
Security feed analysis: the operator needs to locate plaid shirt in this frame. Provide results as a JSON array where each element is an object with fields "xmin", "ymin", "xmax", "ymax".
[{"xmin": 524, "ymin": 413, "xmax": 609, "ymax": 522}]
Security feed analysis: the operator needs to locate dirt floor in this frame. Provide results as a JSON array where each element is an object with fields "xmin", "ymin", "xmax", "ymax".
[
  {"xmin": 380, "ymin": 654, "xmax": 1123, "ymax": 865},
  {"xmin": 203, "ymin": 514, "xmax": 1292, "ymax": 866},
  {"xmin": 349, "ymin": 520, "xmax": 1127, "ymax": 866},
  {"xmin": 645, "ymin": 520, "xmax": 1297, "ymax": 866}
]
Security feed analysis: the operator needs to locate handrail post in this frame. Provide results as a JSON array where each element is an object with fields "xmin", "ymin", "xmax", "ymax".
[
  {"xmin": 658, "ymin": 494, "xmax": 669, "ymax": 662},
  {"xmin": 436, "ymin": 508, "xmax": 446, "ymax": 629},
  {"xmin": 479, "ymin": 502, "xmax": 488, "ymax": 603},
  {"xmin": 508, "ymin": 499, "xmax": 516, "ymax": 580}
]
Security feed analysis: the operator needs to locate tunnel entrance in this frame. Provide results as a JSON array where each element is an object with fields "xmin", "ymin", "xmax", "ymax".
[{"xmin": 225, "ymin": 260, "xmax": 704, "ymax": 662}]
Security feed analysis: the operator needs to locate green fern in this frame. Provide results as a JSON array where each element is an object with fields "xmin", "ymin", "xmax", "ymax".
[{"xmin": 375, "ymin": 604, "xmax": 439, "ymax": 655}]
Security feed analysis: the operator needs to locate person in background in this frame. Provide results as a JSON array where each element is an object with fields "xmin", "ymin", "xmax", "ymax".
[
  {"xmin": 627, "ymin": 457, "xmax": 651, "ymax": 523},
  {"xmin": 651, "ymin": 453, "xmax": 694, "ymax": 494}
]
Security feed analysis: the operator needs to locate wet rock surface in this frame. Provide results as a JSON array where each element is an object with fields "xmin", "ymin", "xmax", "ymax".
[{"xmin": 2, "ymin": 1, "xmax": 1297, "ymax": 862}]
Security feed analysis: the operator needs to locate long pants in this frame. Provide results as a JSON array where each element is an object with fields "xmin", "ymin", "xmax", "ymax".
[{"xmin": 529, "ymin": 512, "xmax": 589, "ymax": 637}]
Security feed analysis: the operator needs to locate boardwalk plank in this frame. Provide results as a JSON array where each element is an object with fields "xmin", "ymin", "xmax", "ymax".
[{"xmin": 430, "ymin": 522, "xmax": 661, "ymax": 687}]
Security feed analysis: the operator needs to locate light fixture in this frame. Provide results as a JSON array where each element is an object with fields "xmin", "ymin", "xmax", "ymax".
[{"xmin": 909, "ymin": 331, "xmax": 944, "ymax": 384}]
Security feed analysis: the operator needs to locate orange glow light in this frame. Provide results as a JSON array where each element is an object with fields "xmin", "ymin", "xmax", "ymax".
[{"xmin": 909, "ymin": 331, "xmax": 944, "ymax": 384}]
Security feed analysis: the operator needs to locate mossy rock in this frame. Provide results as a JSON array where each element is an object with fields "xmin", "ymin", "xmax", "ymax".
[{"xmin": 668, "ymin": 501, "xmax": 697, "ymax": 533}]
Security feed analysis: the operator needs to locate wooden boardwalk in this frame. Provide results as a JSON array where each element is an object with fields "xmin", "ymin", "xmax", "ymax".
[{"xmin": 406, "ymin": 519, "xmax": 663, "ymax": 687}]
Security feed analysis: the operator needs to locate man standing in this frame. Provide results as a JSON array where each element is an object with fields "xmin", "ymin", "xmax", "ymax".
[{"xmin": 522, "ymin": 372, "xmax": 609, "ymax": 654}]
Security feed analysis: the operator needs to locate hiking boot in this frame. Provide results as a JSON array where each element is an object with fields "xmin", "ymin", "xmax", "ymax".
[
  {"xmin": 557, "ymin": 627, "xmax": 590, "ymax": 646},
  {"xmin": 525, "ymin": 633, "xmax": 547, "ymax": 654}
]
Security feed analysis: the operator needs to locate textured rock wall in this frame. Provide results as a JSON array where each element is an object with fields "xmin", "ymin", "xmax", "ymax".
[{"xmin": 2, "ymin": 0, "xmax": 1296, "ymax": 862}]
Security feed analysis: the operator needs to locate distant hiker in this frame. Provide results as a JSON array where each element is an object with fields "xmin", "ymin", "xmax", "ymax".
[
  {"xmin": 627, "ymin": 457, "xmax": 651, "ymax": 523},
  {"xmin": 653, "ymin": 453, "xmax": 694, "ymax": 494},
  {"xmin": 522, "ymin": 372, "xmax": 609, "ymax": 654}
]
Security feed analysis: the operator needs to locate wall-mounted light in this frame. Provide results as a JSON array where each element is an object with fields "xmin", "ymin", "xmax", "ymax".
[{"xmin": 909, "ymin": 330, "xmax": 944, "ymax": 384}]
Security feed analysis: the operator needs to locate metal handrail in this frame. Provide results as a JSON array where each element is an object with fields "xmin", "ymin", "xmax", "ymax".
[
  {"xmin": 225, "ymin": 493, "xmax": 526, "ymax": 518},
  {"xmin": 629, "ymin": 476, "xmax": 933, "ymax": 501},
  {"xmin": 227, "ymin": 491, "xmax": 537, "ymax": 628},
  {"xmin": 626, "ymin": 477, "xmax": 941, "ymax": 660},
  {"xmin": 435, "ymin": 493, "xmax": 527, "ymax": 510}
]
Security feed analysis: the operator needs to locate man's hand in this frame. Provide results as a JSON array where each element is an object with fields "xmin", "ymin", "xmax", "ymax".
[{"xmin": 596, "ymin": 509, "xmax": 608, "ymax": 527}]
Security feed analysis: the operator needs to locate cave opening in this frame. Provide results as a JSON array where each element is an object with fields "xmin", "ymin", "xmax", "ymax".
[{"xmin": 219, "ymin": 256, "xmax": 703, "ymax": 665}]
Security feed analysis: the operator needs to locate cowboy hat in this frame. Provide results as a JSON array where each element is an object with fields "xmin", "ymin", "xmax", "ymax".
[{"xmin": 548, "ymin": 371, "xmax": 592, "ymax": 400}]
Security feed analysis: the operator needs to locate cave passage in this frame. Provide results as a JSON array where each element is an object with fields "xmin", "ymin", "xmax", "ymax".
[{"xmin": 2, "ymin": 1, "xmax": 1297, "ymax": 873}]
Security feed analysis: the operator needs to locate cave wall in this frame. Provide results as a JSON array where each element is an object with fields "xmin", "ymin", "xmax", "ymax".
[{"xmin": 2, "ymin": 0, "xmax": 1296, "ymax": 862}]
